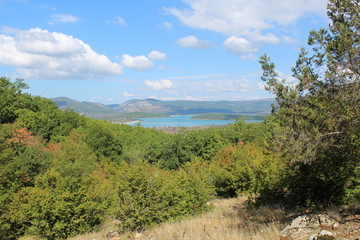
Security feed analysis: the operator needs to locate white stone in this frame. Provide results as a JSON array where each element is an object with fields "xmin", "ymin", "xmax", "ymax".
[{"xmin": 309, "ymin": 234, "xmax": 318, "ymax": 240}]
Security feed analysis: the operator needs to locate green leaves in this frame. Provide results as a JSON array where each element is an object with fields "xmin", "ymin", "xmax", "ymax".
[
  {"xmin": 0, "ymin": 77, "xmax": 29, "ymax": 124},
  {"xmin": 210, "ymin": 142, "xmax": 285, "ymax": 199},
  {"xmin": 259, "ymin": 0, "xmax": 360, "ymax": 207},
  {"xmin": 113, "ymin": 163, "xmax": 213, "ymax": 232},
  {"xmin": 84, "ymin": 122, "xmax": 122, "ymax": 162}
]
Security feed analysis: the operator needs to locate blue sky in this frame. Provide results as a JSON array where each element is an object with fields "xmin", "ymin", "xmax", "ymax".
[{"xmin": 0, "ymin": 0, "xmax": 328, "ymax": 104}]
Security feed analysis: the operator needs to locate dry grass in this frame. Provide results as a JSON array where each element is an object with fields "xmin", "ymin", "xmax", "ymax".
[
  {"xmin": 67, "ymin": 197, "xmax": 286, "ymax": 240},
  {"xmin": 23, "ymin": 199, "xmax": 360, "ymax": 240},
  {"xmin": 18, "ymin": 236, "xmax": 37, "ymax": 240},
  {"xmin": 68, "ymin": 218, "xmax": 121, "ymax": 240},
  {"xmin": 134, "ymin": 197, "xmax": 284, "ymax": 240}
]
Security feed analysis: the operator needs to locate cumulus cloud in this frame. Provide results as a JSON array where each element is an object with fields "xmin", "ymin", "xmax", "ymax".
[
  {"xmin": 49, "ymin": 14, "xmax": 79, "ymax": 25},
  {"xmin": 121, "ymin": 54, "xmax": 154, "ymax": 71},
  {"xmin": 123, "ymin": 92, "xmax": 134, "ymax": 97},
  {"xmin": 166, "ymin": 0, "xmax": 326, "ymax": 41},
  {"xmin": 107, "ymin": 16, "xmax": 126, "ymax": 26},
  {"xmin": 223, "ymin": 36, "xmax": 258, "ymax": 59},
  {"xmin": 144, "ymin": 79, "xmax": 175, "ymax": 91},
  {"xmin": 176, "ymin": 35, "xmax": 212, "ymax": 49},
  {"xmin": 148, "ymin": 50, "xmax": 167, "ymax": 60},
  {"xmin": 0, "ymin": 28, "xmax": 122, "ymax": 79}
]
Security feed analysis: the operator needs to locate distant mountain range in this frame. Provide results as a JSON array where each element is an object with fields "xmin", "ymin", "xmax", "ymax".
[
  {"xmin": 52, "ymin": 97, "xmax": 115, "ymax": 114},
  {"xmin": 113, "ymin": 98, "xmax": 273, "ymax": 115},
  {"xmin": 51, "ymin": 97, "xmax": 273, "ymax": 120}
]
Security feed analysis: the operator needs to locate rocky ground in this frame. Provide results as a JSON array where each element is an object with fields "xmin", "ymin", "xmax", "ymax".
[{"xmin": 279, "ymin": 206, "xmax": 360, "ymax": 240}]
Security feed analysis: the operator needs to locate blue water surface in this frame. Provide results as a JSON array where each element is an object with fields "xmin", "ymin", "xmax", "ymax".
[{"xmin": 127, "ymin": 115, "xmax": 259, "ymax": 128}]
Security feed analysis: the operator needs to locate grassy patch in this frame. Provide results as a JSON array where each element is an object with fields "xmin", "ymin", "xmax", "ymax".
[{"xmin": 69, "ymin": 197, "xmax": 285, "ymax": 240}]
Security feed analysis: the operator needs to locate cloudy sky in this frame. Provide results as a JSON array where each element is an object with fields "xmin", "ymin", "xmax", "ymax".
[{"xmin": 0, "ymin": 0, "xmax": 328, "ymax": 104}]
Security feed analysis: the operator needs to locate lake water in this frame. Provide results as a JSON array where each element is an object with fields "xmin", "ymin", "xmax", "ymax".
[{"xmin": 127, "ymin": 115, "xmax": 258, "ymax": 128}]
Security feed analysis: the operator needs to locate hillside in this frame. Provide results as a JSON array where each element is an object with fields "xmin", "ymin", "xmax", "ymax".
[
  {"xmin": 50, "ymin": 98, "xmax": 168, "ymax": 120},
  {"xmin": 111, "ymin": 98, "xmax": 273, "ymax": 115},
  {"xmin": 50, "ymin": 97, "xmax": 117, "ymax": 115},
  {"xmin": 50, "ymin": 97, "xmax": 273, "ymax": 120}
]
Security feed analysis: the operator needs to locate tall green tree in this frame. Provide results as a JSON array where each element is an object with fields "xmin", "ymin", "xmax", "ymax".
[
  {"xmin": 259, "ymin": 0, "xmax": 359, "ymax": 206},
  {"xmin": 0, "ymin": 77, "xmax": 29, "ymax": 124},
  {"xmin": 84, "ymin": 122, "xmax": 122, "ymax": 162}
]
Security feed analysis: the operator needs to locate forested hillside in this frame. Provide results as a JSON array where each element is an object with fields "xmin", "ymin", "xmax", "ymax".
[
  {"xmin": 0, "ymin": 76, "xmax": 281, "ymax": 239},
  {"xmin": 0, "ymin": 0, "xmax": 358, "ymax": 239}
]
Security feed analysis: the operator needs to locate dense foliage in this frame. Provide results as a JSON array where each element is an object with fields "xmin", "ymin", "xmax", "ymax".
[
  {"xmin": 1, "ymin": 77, "xmax": 267, "ymax": 239},
  {"xmin": 0, "ymin": 1, "xmax": 358, "ymax": 239},
  {"xmin": 259, "ymin": 0, "xmax": 359, "ymax": 206}
]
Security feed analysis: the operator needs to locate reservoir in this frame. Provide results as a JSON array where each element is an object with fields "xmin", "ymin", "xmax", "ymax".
[{"xmin": 127, "ymin": 115, "xmax": 260, "ymax": 128}]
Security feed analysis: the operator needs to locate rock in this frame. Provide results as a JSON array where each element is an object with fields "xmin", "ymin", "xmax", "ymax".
[
  {"xmin": 317, "ymin": 230, "xmax": 335, "ymax": 240},
  {"xmin": 107, "ymin": 230, "xmax": 120, "ymax": 239},
  {"xmin": 308, "ymin": 230, "xmax": 335, "ymax": 240},
  {"xmin": 309, "ymin": 234, "xmax": 318, "ymax": 240},
  {"xmin": 281, "ymin": 214, "xmax": 339, "ymax": 239}
]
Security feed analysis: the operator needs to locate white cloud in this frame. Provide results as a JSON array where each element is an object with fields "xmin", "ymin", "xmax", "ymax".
[
  {"xmin": 148, "ymin": 50, "xmax": 166, "ymax": 60},
  {"xmin": 140, "ymin": 72, "xmax": 274, "ymax": 101},
  {"xmin": 123, "ymin": 92, "xmax": 134, "ymax": 97},
  {"xmin": 282, "ymin": 36, "xmax": 298, "ymax": 44},
  {"xmin": 49, "ymin": 14, "xmax": 79, "ymax": 25},
  {"xmin": 170, "ymin": 74, "xmax": 225, "ymax": 80},
  {"xmin": 161, "ymin": 22, "xmax": 173, "ymax": 29},
  {"xmin": 205, "ymin": 79, "xmax": 252, "ymax": 93},
  {"xmin": 252, "ymin": 32, "xmax": 280, "ymax": 44},
  {"xmin": 161, "ymin": 73, "xmax": 272, "ymax": 100},
  {"xmin": 107, "ymin": 16, "xmax": 126, "ymax": 26},
  {"xmin": 144, "ymin": 79, "xmax": 175, "ymax": 91},
  {"xmin": 166, "ymin": 0, "xmax": 326, "ymax": 41},
  {"xmin": 121, "ymin": 54, "xmax": 154, "ymax": 71},
  {"xmin": 277, "ymin": 71, "xmax": 299, "ymax": 86},
  {"xmin": 257, "ymin": 82, "xmax": 266, "ymax": 90},
  {"xmin": 0, "ymin": 28, "xmax": 122, "ymax": 79},
  {"xmin": 176, "ymin": 35, "xmax": 212, "ymax": 49},
  {"xmin": 223, "ymin": 36, "xmax": 258, "ymax": 59}
]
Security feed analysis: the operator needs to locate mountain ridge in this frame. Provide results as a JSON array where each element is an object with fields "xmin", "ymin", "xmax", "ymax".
[
  {"xmin": 50, "ymin": 97, "xmax": 273, "ymax": 119},
  {"xmin": 113, "ymin": 98, "xmax": 273, "ymax": 115}
]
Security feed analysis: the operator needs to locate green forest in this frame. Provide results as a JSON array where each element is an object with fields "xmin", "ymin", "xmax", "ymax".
[{"xmin": 0, "ymin": 0, "xmax": 359, "ymax": 239}]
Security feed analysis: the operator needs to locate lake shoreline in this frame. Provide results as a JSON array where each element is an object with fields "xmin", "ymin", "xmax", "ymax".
[
  {"xmin": 127, "ymin": 115, "xmax": 236, "ymax": 128},
  {"xmin": 153, "ymin": 125, "xmax": 226, "ymax": 134}
]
